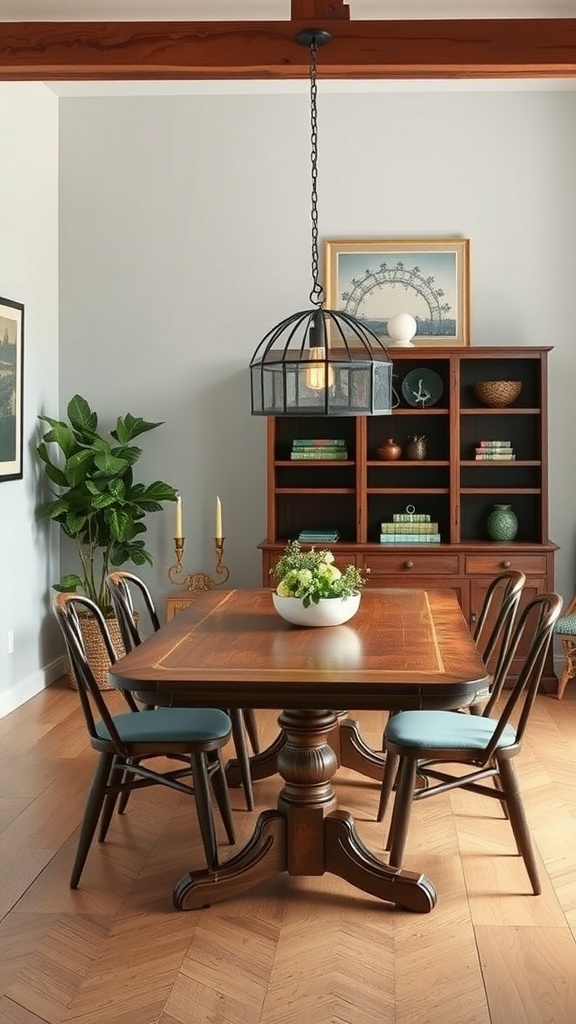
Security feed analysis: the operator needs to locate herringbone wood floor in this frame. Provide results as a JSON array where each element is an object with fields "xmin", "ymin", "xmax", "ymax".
[{"xmin": 1, "ymin": 678, "xmax": 576, "ymax": 1024}]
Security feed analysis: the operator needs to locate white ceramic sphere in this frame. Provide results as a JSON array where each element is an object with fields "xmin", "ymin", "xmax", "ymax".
[
  {"xmin": 272, "ymin": 592, "xmax": 361, "ymax": 627},
  {"xmin": 386, "ymin": 312, "xmax": 417, "ymax": 346}
]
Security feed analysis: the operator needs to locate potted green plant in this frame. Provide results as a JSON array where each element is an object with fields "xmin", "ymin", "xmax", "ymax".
[
  {"xmin": 270, "ymin": 540, "xmax": 369, "ymax": 626},
  {"xmin": 37, "ymin": 394, "xmax": 178, "ymax": 685},
  {"xmin": 37, "ymin": 393, "xmax": 178, "ymax": 609}
]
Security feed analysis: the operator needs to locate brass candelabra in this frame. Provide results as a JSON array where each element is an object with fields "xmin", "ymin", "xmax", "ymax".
[{"xmin": 168, "ymin": 536, "xmax": 230, "ymax": 591}]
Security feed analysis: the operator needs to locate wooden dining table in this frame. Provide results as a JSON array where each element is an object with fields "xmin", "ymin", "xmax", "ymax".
[{"xmin": 109, "ymin": 587, "xmax": 489, "ymax": 913}]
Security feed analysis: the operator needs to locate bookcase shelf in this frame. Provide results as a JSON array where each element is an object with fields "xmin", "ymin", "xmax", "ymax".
[{"xmin": 259, "ymin": 346, "xmax": 558, "ymax": 686}]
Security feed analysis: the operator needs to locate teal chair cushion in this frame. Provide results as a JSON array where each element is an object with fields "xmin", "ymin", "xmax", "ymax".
[
  {"xmin": 386, "ymin": 709, "xmax": 517, "ymax": 752},
  {"xmin": 554, "ymin": 613, "xmax": 576, "ymax": 636},
  {"xmin": 96, "ymin": 707, "xmax": 231, "ymax": 744}
]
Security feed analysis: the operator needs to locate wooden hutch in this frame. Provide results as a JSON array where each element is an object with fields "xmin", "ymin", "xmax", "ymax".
[{"xmin": 259, "ymin": 346, "xmax": 558, "ymax": 687}]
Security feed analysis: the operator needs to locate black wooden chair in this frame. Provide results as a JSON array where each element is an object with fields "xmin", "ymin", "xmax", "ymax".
[
  {"xmin": 54, "ymin": 592, "xmax": 235, "ymax": 889},
  {"xmin": 381, "ymin": 592, "xmax": 562, "ymax": 895},
  {"xmin": 377, "ymin": 569, "xmax": 526, "ymax": 822},
  {"xmin": 106, "ymin": 569, "xmax": 257, "ymax": 810}
]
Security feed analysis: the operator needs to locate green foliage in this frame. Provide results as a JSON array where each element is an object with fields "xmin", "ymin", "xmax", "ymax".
[
  {"xmin": 270, "ymin": 540, "xmax": 369, "ymax": 607},
  {"xmin": 37, "ymin": 394, "xmax": 178, "ymax": 611}
]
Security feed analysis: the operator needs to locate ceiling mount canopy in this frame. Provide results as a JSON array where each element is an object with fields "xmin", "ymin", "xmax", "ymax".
[{"xmin": 249, "ymin": 28, "xmax": 393, "ymax": 417}]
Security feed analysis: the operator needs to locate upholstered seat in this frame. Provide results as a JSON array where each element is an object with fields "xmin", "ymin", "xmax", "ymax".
[
  {"xmin": 94, "ymin": 707, "xmax": 231, "ymax": 744},
  {"xmin": 385, "ymin": 709, "xmax": 517, "ymax": 751},
  {"xmin": 555, "ymin": 613, "xmax": 576, "ymax": 634}
]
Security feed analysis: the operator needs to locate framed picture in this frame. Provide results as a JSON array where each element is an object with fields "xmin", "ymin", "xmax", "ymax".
[
  {"xmin": 0, "ymin": 296, "xmax": 24, "ymax": 481},
  {"xmin": 325, "ymin": 238, "xmax": 470, "ymax": 347}
]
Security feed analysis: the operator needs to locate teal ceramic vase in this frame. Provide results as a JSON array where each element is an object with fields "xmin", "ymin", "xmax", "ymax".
[{"xmin": 486, "ymin": 503, "xmax": 518, "ymax": 541}]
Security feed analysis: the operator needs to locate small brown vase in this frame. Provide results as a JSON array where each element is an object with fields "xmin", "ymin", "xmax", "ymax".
[{"xmin": 377, "ymin": 438, "xmax": 402, "ymax": 461}]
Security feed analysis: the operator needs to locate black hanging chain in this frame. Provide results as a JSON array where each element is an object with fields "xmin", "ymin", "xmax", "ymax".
[{"xmin": 308, "ymin": 39, "xmax": 324, "ymax": 309}]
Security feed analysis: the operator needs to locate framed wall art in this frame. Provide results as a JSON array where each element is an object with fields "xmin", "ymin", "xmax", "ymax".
[
  {"xmin": 325, "ymin": 238, "xmax": 470, "ymax": 347},
  {"xmin": 0, "ymin": 296, "xmax": 24, "ymax": 481}
]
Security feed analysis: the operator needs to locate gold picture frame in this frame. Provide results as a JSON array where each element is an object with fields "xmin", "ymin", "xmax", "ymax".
[{"xmin": 324, "ymin": 238, "xmax": 470, "ymax": 347}]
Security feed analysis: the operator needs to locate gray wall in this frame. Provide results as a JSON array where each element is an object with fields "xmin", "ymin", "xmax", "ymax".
[
  {"xmin": 0, "ymin": 84, "xmax": 60, "ymax": 715},
  {"xmin": 58, "ymin": 86, "xmax": 576, "ymax": 620}
]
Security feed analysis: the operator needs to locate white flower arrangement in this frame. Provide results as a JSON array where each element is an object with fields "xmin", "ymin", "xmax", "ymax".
[{"xmin": 270, "ymin": 540, "xmax": 369, "ymax": 607}]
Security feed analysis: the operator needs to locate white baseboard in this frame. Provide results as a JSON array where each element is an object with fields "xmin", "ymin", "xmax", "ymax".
[{"xmin": 0, "ymin": 656, "xmax": 67, "ymax": 719}]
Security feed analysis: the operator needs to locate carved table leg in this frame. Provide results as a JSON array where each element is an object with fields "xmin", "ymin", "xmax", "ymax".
[
  {"xmin": 324, "ymin": 811, "xmax": 435, "ymax": 912},
  {"xmin": 175, "ymin": 708, "xmax": 435, "ymax": 913},
  {"xmin": 330, "ymin": 718, "xmax": 386, "ymax": 782},
  {"xmin": 556, "ymin": 637, "xmax": 576, "ymax": 700},
  {"xmin": 174, "ymin": 810, "xmax": 287, "ymax": 910}
]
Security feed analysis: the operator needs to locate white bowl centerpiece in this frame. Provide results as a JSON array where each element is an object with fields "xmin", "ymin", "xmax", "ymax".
[{"xmin": 270, "ymin": 540, "xmax": 369, "ymax": 627}]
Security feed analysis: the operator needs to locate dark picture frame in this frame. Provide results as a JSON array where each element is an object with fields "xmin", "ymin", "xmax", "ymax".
[
  {"xmin": 325, "ymin": 238, "xmax": 470, "ymax": 347},
  {"xmin": 0, "ymin": 296, "xmax": 24, "ymax": 481}
]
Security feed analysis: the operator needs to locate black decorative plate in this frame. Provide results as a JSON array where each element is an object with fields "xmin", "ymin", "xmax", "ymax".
[{"xmin": 401, "ymin": 368, "xmax": 444, "ymax": 408}]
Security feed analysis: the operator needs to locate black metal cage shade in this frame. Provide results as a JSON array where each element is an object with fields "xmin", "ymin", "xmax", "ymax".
[
  {"xmin": 250, "ymin": 308, "xmax": 393, "ymax": 416},
  {"xmin": 249, "ymin": 31, "xmax": 393, "ymax": 418}
]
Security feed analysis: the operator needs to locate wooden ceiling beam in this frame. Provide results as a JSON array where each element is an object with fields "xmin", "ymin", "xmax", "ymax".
[{"xmin": 0, "ymin": 19, "xmax": 575, "ymax": 81}]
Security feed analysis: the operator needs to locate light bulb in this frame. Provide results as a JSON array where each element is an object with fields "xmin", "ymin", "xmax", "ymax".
[{"xmin": 304, "ymin": 347, "xmax": 335, "ymax": 391}]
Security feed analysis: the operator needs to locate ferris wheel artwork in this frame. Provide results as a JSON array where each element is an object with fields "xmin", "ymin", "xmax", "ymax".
[{"xmin": 324, "ymin": 238, "xmax": 470, "ymax": 348}]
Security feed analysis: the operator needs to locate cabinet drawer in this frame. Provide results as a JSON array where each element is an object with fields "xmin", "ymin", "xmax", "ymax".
[
  {"xmin": 367, "ymin": 553, "xmax": 460, "ymax": 576},
  {"xmin": 464, "ymin": 554, "xmax": 547, "ymax": 576}
]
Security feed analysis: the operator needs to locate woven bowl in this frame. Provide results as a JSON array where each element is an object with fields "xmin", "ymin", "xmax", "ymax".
[{"xmin": 473, "ymin": 379, "xmax": 522, "ymax": 408}]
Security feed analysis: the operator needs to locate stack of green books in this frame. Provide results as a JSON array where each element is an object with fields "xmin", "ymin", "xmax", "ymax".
[
  {"xmin": 291, "ymin": 438, "xmax": 348, "ymax": 461},
  {"xmin": 380, "ymin": 512, "xmax": 441, "ymax": 544},
  {"xmin": 298, "ymin": 529, "xmax": 340, "ymax": 543},
  {"xmin": 475, "ymin": 440, "xmax": 515, "ymax": 461}
]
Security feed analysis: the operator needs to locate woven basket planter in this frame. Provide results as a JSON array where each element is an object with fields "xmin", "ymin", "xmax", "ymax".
[{"xmin": 68, "ymin": 614, "xmax": 131, "ymax": 691}]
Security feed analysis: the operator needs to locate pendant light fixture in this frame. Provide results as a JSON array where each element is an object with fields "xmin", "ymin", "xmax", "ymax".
[{"xmin": 250, "ymin": 29, "xmax": 393, "ymax": 417}]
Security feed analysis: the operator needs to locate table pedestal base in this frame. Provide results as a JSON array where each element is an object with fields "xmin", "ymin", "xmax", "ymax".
[
  {"xmin": 332, "ymin": 717, "xmax": 386, "ymax": 782},
  {"xmin": 225, "ymin": 714, "xmax": 386, "ymax": 786},
  {"xmin": 175, "ymin": 709, "xmax": 435, "ymax": 913}
]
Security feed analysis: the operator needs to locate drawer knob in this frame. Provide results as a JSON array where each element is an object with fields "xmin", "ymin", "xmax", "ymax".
[
  {"xmin": 501, "ymin": 560, "xmax": 511, "ymax": 569},
  {"xmin": 404, "ymin": 560, "xmax": 414, "ymax": 570},
  {"xmin": 470, "ymin": 612, "xmax": 478, "ymax": 624}
]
